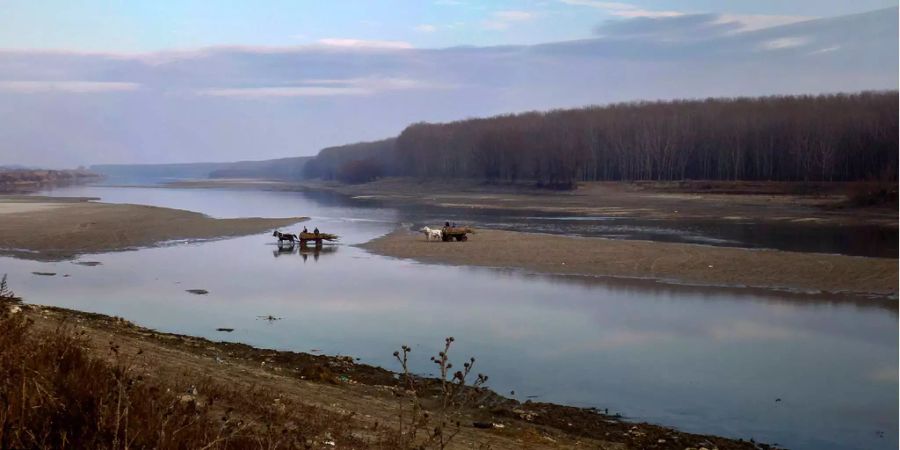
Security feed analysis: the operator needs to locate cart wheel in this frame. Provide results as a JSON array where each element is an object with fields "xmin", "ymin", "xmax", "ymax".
[
  {"xmin": 442, "ymin": 234, "xmax": 450, "ymax": 242},
  {"xmin": 460, "ymin": 235, "xmax": 468, "ymax": 241}
]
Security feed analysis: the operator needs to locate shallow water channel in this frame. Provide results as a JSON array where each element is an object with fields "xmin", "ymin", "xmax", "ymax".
[{"xmin": 2, "ymin": 185, "xmax": 896, "ymax": 450}]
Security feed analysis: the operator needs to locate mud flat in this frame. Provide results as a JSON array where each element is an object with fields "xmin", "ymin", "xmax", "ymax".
[
  {"xmin": 362, "ymin": 229, "xmax": 898, "ymax": 297},
  {"xmin": 0, "ymin": 195, "xmax": 305, "ymax": 260}
]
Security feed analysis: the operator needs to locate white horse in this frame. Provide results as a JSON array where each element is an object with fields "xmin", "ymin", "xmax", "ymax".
[{"xmin": 420, "ymin": 226, "xmax": 443, "ymax": 241}]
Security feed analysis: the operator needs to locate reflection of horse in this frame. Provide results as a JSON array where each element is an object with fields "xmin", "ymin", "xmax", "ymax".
[
  {"xmin": 272, "ymin": 244, "xmax": 296, "ymax": 257},
  {"xmin": 273, "ymin": 230, "xmax": 297, "ymax": 245}
]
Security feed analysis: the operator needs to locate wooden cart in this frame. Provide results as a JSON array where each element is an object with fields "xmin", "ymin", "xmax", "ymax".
[
  {"xmin": 298, "ymin": 232, "xmax": 338, "ymax": 248},
  {"xmin": 441, "ymin": 226, "xmax": 473, "ymax": 242}
]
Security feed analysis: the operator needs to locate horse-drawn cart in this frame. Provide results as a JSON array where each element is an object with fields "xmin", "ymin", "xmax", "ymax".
[
  {"xmin": 441, "ymin": 226, "xmax": 473, "ymax": 242},
  {"xmin": 273, "ymin": 230, "xmax": 338, "ymax": 248}
]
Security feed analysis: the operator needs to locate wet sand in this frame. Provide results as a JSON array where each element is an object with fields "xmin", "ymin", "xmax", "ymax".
[
  {"xmin": 362, "ymin": 229, "xmax": 898, "ymax": 297},
  {"xmin": 0, "ymin": 196, "xmax": 305, "ymax": 260}
]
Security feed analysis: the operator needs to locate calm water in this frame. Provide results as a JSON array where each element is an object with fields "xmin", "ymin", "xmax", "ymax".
[{"xmin": 4, "ymin": 185, "xmax": 897, "ymax": 450}]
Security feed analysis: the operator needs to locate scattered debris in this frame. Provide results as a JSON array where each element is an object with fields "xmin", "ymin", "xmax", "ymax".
[
  {"xmin": 472, "ymin": 421, "xmax": 505, "ymax": 429},
  {"xmin": 186, "ymin": 289, "xmax": 209, "ymax": 295},
  {"xmin": 31, "ymin": 272, "xmax": 56, "ymax": 276},
  {"xmin": 257, "ymin": 315, "xmax": 282, "ymax": 322}
]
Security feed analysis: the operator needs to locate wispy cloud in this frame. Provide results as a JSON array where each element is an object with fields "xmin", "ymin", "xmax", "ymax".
[
  {"xmin": 593, "ymin": 12, "xmax": 817, "ymax": 43},
  {"xmin": 414, "ymin": 24, "xmax": 438, "ymax": 33},
  {"xmin": 760, "ymin": 36, "xmax": 810, "ymax": 51},
  {"xmin": 483, "ymin": 10, "xmax": 537, "ymax": 30},
  {"xmin": 714, "ymin": 14, "xmax": 813, "ymax": 33},
  {"xmin": 198, "ymin": 77, "xmax": 455, "ymax": 99},
  {"xmin": 0, "ymin": 80, "xmax": 140, "ymax": 94},
  {"xmin": 316, "ymin": 38, "xmax": 413, "ymax": 49},
  {"xmin": 560, "ymin": 0, "xmax": 683, "ymax": 18}
]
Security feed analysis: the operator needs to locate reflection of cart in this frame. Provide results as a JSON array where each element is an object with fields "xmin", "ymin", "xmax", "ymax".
[{"xmin": 441, "ymin": 226, "xmax": 473, "ymax": 242}]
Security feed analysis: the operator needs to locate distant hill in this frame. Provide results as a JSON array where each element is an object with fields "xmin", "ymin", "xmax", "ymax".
[
  {"xmin": 91, "ymin": 157, "xmax": 311, "ymax": 184},
  {"xmin": 207, "ymin": 157, "xmax": 311, "ymax": 180}
]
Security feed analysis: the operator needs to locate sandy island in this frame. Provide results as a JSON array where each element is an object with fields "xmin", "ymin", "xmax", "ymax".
[
  {"xmin": 0, "ymin": 196, "xmax": 305, "ymax": 260},
  {"xmin": 362, "ymin": 229, "xmax": 898, "ymax": 297}
]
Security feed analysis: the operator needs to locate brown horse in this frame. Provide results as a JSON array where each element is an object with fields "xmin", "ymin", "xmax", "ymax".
[{"xmin": 272, "ymin": 230, "xmax": 297, "ymax": 244}]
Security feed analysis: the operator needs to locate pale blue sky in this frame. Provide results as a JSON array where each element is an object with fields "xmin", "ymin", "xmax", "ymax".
[{"xmin": 1, "ymin": 0, "xmax": 895, "ymax": 52}]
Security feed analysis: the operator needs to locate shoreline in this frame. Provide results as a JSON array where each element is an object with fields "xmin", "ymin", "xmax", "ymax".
[
  {"xmin": 361, "ymin": 228, "xmax": 898, "ymax": 298},
  {"xmin": 4, "ymin": 299, "xmax": 775, "ymax": 449},
  {"xmin": 165, "ymin": 177, "xmax": 899, "ymax": 228},
  {"xmin": 0, "ymin": 195, "xmax": 305, "ymax": 260}
]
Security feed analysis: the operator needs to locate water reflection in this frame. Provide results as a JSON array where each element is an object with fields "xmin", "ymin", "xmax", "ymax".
[{"xmin": 271, "ymin": 243, "xmax": 339, "ymax": 262}]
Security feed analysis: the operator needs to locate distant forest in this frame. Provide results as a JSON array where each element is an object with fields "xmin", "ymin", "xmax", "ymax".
[{"xmin": 304, "ymin": 91, "xmax": 898, "ymax": 187}]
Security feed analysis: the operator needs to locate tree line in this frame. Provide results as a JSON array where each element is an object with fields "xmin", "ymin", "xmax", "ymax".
[{"xmin": 304, "ymin": 91, "xmax": 898, "ymax": 187}]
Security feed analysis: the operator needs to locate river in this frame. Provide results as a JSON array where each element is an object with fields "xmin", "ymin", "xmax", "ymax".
[{"xmin": 2, "ymin": 184, "xmax": 896, "ymax": 450}]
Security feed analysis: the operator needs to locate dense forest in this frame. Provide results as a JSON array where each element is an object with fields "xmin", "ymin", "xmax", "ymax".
[{"xmin": 303, "ymin": 91, "xmax": 898, "ymax": 187}]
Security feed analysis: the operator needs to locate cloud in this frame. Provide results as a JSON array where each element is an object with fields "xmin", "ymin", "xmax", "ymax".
[
  {"xmin": 198, "ymin": 77, "xmax": 455, "ymax": 98},
  {"xmin": 0, "ymin": 81, "xmax": 140, "ymax": 94},
  {"xmin": 414, "ymin": 24, "xmax": 438, "ymax": 33},
  {"xmin": 594, "ymin": 13, "xmax": 738, "ymax": 40},
  {"xmin": 714, "ymin": 14, "xmax": 813, "ymax": 33},
  {"xmin": 760, "ymin": 36, "xmax": 810, "ymax": 50},
  {"xmin": 483, "ymin": 9, "xmax": 537, "ymax": 30},
  {"xmin": 316, "ymin": 38, "xmax": 413, "ymax": 49},
  {"xmin": 560, "ymin": 0, "xmax": 683, "ymax": 19},
  {"xmin": 593, "ymin": 12, "xmax": 816, "ymax": 43}
]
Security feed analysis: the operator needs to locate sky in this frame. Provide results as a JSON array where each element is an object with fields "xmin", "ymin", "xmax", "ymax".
[{"xmin": 0, "ymin": 1, "xmax": 897, "ymax": 167}]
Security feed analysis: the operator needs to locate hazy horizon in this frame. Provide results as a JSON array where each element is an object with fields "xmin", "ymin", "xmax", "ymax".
[{"xmin": 0, "ymin": 1, "xmax": 896, "ymax": 168}]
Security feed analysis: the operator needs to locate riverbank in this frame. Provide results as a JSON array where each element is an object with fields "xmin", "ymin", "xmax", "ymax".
[
  {"xmin": 0, "ymin": 296, "xmax": 772, "ymax": 449},
  {"xmin": 362, "ymin": 229, "xmax": 898, "ymax": 297},
  {"xmin": 330, "ymin": 178, "xmax": 896, "ymax": 226},
  {"xmin": 0, "ymin": 195, "xmax": 305, "ymax": 260},
  {"xmin": 167, "ymin": 177, "xmax": 898, "ymax": 228}
]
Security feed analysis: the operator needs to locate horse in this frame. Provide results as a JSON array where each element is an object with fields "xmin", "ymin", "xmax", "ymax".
[
  {"xmin": 273, "ymin": 230, "xmax": 297, "ymax": 245},
  {"xmin": 420, "ymin": 226, "xmax": 443, "ymax": 241}
]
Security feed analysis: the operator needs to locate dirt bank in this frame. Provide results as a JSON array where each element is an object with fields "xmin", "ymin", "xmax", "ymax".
[
  {"xmin": 4, "ymin": 299, "xmax": 772, "ymax": 450},
  {"xmin": 362, "ymin": 229, "xmax": 898, "ymax": 297},
  {"xmin": 0, "ymin": 196, "xmax": 305, "ymax": 260}
]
